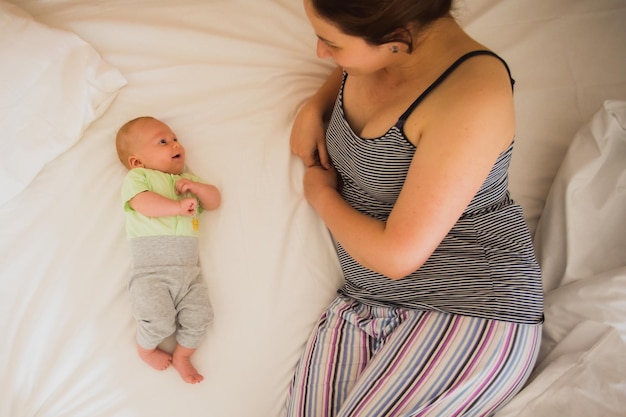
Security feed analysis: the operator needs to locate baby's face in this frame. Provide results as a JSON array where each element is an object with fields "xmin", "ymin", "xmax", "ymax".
[{"xmin": 130, "ymin": 118, "xmax": 186, "ymax": 174}]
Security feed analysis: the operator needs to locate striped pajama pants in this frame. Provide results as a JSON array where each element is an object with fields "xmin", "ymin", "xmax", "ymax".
[{"xmin": 285, "ymin": 295, "xmax": 541, "ymax": 417}]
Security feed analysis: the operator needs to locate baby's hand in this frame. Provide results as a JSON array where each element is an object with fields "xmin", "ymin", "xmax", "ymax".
[
  {"xmin": 176, "ymin": 178, "xmax": 195, "ymax": 195},
  {"xmin": 178, "ymin": 197, "xmax": 198, "ymax": 216}
]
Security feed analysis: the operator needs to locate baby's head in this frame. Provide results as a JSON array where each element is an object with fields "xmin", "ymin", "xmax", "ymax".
[{"xmin": 116, "ymin": 116, "xmax": 186, "ymax": 175}]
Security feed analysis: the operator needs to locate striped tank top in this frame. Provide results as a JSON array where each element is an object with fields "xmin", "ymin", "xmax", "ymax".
[{"xmin": 326, "ymin": 51, "xmax": 543, "ymax": 324}]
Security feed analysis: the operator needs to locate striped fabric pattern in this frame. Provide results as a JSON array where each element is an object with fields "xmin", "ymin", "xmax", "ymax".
[
  {"xmin": 326, "ymin": 51, "xmax": 543, "ymax": 325},
  {"xmin": 286, "ymin": 296, "xmax": 541, "ymax": 417}
]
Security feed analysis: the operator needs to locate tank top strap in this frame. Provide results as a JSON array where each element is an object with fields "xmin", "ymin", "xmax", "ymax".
[{"xmin": 398, "ymin": 50, "xmax": 514, "ymax": 124}]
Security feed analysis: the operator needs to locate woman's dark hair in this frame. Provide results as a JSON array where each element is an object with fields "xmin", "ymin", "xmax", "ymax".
[{"xmin": 310, "ymin": 0, "xmax": 454, "ymax": 52}]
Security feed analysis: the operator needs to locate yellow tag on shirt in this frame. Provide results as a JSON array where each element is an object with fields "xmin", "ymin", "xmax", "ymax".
[{"xmin": 192, "ymin": 217, "xmax": 199, "ymax": 231}]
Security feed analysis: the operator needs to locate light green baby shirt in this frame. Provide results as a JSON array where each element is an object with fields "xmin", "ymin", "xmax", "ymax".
[{"xmin": 121, "ymin": 167, "xmax": 203, "ymax": 238}]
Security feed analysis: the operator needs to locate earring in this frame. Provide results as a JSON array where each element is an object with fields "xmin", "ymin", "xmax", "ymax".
[{"xmin": 391, "ymin": 45, "xmax": 399, "ymax": 54}]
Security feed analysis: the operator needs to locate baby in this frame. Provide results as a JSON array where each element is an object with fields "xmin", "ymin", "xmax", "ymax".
[{"xmin": 116, "ymin": 116, "xmax": 221, "ymax": 384}]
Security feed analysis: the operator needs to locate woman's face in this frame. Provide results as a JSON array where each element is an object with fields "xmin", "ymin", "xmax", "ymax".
[{"xmin": 303, "ymin": 0, "xmax": 392, "ymax": 75}]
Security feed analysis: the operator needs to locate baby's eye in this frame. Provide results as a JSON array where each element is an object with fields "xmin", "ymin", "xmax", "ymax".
[
  {"xmin": 173, "ymin": 138, "xmax": 178, "ymax": 142},
  {"xmin": 159, "ymin": 139, "xmax": 167, "ymax": 144}
]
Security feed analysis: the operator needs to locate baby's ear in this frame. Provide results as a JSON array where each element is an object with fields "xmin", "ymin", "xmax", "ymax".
[{"xmin": 128, "ymin": 156, "xmax": 144, "ymax": 168}]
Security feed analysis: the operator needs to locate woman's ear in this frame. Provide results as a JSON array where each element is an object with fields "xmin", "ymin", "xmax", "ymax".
[
  {"xmin": 128, "ymin": 156, "xmax": 144, "ymax": 168},
  {"xmin": 386, "ymin": 27, "xmax": 413, "ymax": 52}
]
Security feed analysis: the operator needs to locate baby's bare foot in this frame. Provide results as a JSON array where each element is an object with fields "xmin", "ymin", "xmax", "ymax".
[
  {"xmin": 137, "ymin": 345, "xmax": 172, "ymax": 370},
  {"xmin": 172, "ymin": 344, "xmax": 204, "ymax": 384},
  {"xmin": 172, "ymin": 355, "xmax": 204, "ymax": 384}
]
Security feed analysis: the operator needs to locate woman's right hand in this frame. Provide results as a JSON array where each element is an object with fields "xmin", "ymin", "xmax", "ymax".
[
  {"xmin": 303, "ymin": 163, "xmax": 338, "ymax": 207},
  {"xmin": 290, "ymin": 100, "xmax": 331, "ymax": 169}
]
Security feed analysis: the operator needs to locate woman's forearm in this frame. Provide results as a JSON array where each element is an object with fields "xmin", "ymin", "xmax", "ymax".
[{"xmin": 311, "ymin": 186, "xmax": 429, "ymax": 280}]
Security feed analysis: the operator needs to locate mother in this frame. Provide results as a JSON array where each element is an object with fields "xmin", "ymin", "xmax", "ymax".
[{"xmin": 285, "ymin": 0, "xmax": 544, "ymax": 416}]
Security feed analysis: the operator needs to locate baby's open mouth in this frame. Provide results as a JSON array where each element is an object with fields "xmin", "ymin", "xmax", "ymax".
[{"xmin": 172, "ymin": 153, "xmax": 181, "ymax": 159}]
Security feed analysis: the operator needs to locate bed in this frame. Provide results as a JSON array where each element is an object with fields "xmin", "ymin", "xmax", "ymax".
[{"xmin": 1, "ymin": 0, "xmax": 625, "ymax": 416}]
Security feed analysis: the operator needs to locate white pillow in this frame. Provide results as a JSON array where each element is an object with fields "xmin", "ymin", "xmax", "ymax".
[
  {"xmin": 533, "ymin": 99, "xmax": 626, "ymax": 354},
  {"xmin": 0, "ymin": 1, "xmax": 127, "ymax": 206},
  {"xmin": 534, "ymin": 100, "xmax": 626, "ymax": 293}
]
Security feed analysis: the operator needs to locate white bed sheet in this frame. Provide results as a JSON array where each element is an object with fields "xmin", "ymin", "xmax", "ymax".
[{"xmin": 1, "ymin": 0, "xmax": 625, "ymax": 416}]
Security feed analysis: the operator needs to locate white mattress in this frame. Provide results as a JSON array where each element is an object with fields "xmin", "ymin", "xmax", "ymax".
[{"xmin": 1, "ymin": 0, "xmax": 625, "ymax": 416}]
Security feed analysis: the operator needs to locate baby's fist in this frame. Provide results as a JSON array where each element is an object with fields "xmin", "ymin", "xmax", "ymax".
[{"xmin": 179, "ymin": 198, "xmax": 197, "ymax": 216}]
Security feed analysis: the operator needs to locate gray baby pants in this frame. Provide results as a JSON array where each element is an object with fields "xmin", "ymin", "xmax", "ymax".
[{"xmin": 129, "ymin": 236, "xmax": 213, "ymax": 350}]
